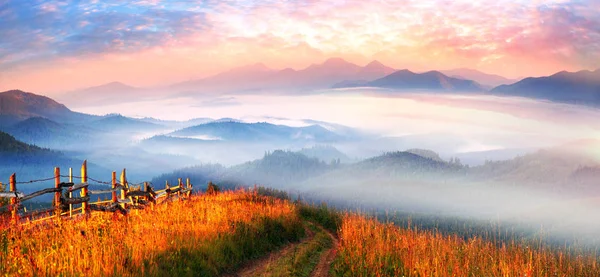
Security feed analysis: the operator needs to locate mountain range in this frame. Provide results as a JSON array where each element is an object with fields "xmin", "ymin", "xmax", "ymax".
[
  {"xmin": 333, "ymin": 70, "xmax": 485, "ymax": 92},
  {"xmin": 56, "ymin": 82, "xmax": 154, "ymax": 107},
  {"xmin": 440, "ymin": 68, "xmax": 519, "ymax": 88},
  {"xmin": 154, "ymin": 143, "xmax": 600, "ymax": 199},
  {"xmin": 52, "ymin": 57, "xmax": 600, "ymax": 108},
  {"xmin": 170, "ymin": 58, "xmax": 397, "ymax": 93}
]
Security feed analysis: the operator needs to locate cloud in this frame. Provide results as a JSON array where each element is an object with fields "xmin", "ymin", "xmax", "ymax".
[
  {"xmin": 0, "ymin": 0, "xmax": 209, "ymax": 69},
  {"xmin": 1, "ymin": 0, "xmax": 598, "ymax": 92},
  {"xmin": 193, "ymin": 96, "xmax": 241, "ymax": 107}
]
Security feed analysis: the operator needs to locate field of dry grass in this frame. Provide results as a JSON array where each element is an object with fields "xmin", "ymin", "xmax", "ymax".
[
  {"xmin": 0, "ymin": 190, "xmax": 304, "ymax": 276},
  {"xmin": 2, "ymin": 190, "xmax": 600, "ymax": 277},
  {"xmin": 332, "ymin": 214, "xmax": 600, "ymax": 277}
]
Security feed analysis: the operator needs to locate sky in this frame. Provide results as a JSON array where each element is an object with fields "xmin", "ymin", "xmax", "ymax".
[{"xmin": 0, "ymin": 0, "xmax": 599, "ymax": 93}]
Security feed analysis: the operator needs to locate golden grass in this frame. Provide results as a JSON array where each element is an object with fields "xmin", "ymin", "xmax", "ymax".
[
  {"xmin": 0, "ymin": 190, "xmax": 299, "ymax": 276},
  {"xmin": 333, "ymin": 215, "xmax": 600, "ymax": 277}
]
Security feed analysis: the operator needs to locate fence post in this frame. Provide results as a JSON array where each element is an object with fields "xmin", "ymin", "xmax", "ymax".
[
  {"xmin": 54, "ymin": 167, "xmax": 61, "ymax": 219},
  {"xmin": 186, "ymin": 178, "xmax": 191, "ymax": 197},
  {"xmin": 120, "ymin": 169, "xmax": 127, "ymax": 208},
  {"xmin": 165, "ymin": 181, "xmax": 170, "ymax": 199},
  {"xmin": 69, "ymin": 168, "xmax": 73, "ymax": 217},
  {"xmin": 178, "ymin": 178, "xmax": 183, "ymax": 198},
  {"xmin": 81, "ymin": 160, "xmax": 88, "ymax": 215},
  {"xmin": 112, "ymin": 171, "xmax": 117, "ymax": 204},
  {"xmin": 9, "ymin": 173, "xmax": 17, "ymax": 224}
]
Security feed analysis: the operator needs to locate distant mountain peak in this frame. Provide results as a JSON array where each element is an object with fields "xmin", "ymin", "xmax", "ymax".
[
  {"xmin": 85, "ymin": 81, "xmax": 136, "ymax": 91},
  {"xmin": 2, "ymin": 89, "xmax": 42, "ymax": 99},
  {"xmin": 3, "ymin": 89, "xmax": 26, "ymax": 95},
  {"xmin": 365, "ymin": 60, "xmax": 384, "ymax": 67},
  {"xmin": 441, "ymin": 68, "xmax": 515, "ymax": 87},
  {"xmin": 322, "ymin": 57, "xmax": 350, "ymax": 65},
  {"xmin": 360, "ymin": 60, "xmax": 396, "ymax": 76},
  {"xmin": 0, "ymin": 89, "xmax": 71, "ymax": 117},
  {"xmin": 280, "ymin": 67, "xmax": 296, "ymax": 73},
  {"xmin": 315, "ymin": 58, "xmax": 361, "ymax": 70},
  {"xmin": 390, "ymin": 69, "xmax": 415, "ymax": 75},
  {"xmin": 231, "ymin": 62, "xmax": 272, "ymax": 73},
  {"xmin": 340, "ymin": 69, "xmax": 484, "ymax": 92},
  {"xmin": 423, "ymin": 70, "xmax": 443, "ymax": 76}
]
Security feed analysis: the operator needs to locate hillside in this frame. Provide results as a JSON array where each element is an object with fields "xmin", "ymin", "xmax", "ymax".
[
  {"xmin": 491, "ymin": 69, "xmax": 600, "ymax": 106},
  {"xmin": 0, "ymin": 130, "xmax": 49, "ymax": 153},
  {"xmin": 3, "ymin": 117, "xmax": 93, "ymax": 149},
  {"xmin": 0, "ymin": 90, "xmax": 95, "ymax": 127},
  {"xmin": 0, "ymin": 131, "xmax": 113, "ymax": 193},
  {"xmin": 298, "ymin": 145, "xmax": 351, "ymax": 163},
  {"xmin": 152, "ymin": 149, "xmax": 339, "ymax": 189},
  {"xmin": 356, "ymin": 151, "xmax": 462, "ymax": 174},
  {"xmin": 468, "ymin": 148, "xmax": 600, "ymax": 190},
  {"xmin": 91, "ymin": 114, "xmax": 165, "ymax": 133},
  {"xmin": 224, "ymin": 150, "xmax": 330, "ymax": 187},
  {"xmin": 169, "ymin": 121, "xmax": 344, "ymax": 142}
]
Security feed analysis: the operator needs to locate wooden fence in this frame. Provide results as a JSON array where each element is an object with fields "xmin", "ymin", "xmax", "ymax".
[{"xmin": 0, "ymin": 160, "xmax": 193, "ymax": 225}]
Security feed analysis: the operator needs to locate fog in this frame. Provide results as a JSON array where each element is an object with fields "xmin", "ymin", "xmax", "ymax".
[
  {"xmin": 73, "ymin": 88, "xmax": 600, "ymax": 161},
  {"xmin": 60, "ymin": 88, "xmax": 600, "ymax": 245}
]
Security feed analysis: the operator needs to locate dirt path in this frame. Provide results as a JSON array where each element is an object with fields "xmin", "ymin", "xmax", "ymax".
[
  {"xmin": 228, "ymin": 227, "xmax": 315, "ymax": 277},
  {"xmin": 226, "ymin": 223, "xmax": 339, "ymax": 277},
  {"xmin": 310, "ymin": 228, "xmax": 339, "ymax": 277}
]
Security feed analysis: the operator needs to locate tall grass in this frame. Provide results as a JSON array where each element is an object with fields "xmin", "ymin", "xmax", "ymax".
[
  {"xmin": 0, "ymin": 190, "xmax": 304, "ymax": 276},
  {"xmin": 332, "ymin": 215, "xmax": 600, "ymax": 277},
  {"xmin": 298, "ymin": 203, "xmax": 342, "ymax": 234}
]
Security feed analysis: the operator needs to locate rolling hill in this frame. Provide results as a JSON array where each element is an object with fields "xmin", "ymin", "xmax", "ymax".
[
  {"xmin": 298, "ymin": 145, "xmax": 351, "ymax": 163},
  {"xmin": 90, "ymin": 114, "xmax": 166, "ymax": 133},
  {"xmin": 152, "ymin": 150, "xmax": 331, "ymax": 189},
  {"xmin": 491, "ymin": 69, "xmax": 600, "ymax": 106},
  {"xmin": 0, "ymin": 130, "xmax": 50, "ymax": 154},
  {"xmin": 3, "ymin": 117, "xmax": 92, "ymax": 149},
  {"xmin": 0, "ymin": 131, "xmax": 95, "ymax": 192},
  {"xmin": 224, "ymin": 150, "xmax": 330, "ymax": 187},
  {"xmin": 168, "ymin": 121, "xmax": 345, "ymax": 142}
]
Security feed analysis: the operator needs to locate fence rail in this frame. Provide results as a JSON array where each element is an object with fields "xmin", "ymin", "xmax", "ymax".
[{"xmin": 0, "ymin": 160, "xmax": 193, "ymax": 225}]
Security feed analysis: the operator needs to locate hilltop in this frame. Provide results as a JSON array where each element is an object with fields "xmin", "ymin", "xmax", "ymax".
[{"xmin": 0, "ymin": 90, "xmax": 95, "ymax": 127}]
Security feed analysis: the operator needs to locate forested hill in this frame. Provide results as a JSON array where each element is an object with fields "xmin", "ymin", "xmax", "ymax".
[{"xmin": 0, "ymin": 131, "xmax": 49, "ymax": 153}]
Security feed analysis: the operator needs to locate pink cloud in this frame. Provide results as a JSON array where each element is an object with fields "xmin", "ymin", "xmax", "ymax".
[{"xmin": 3, "ymin": 0, "xmax": 599, "ymax": 92}]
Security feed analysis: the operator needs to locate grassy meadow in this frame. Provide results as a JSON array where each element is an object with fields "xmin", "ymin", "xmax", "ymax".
[
  {"xmin": 1, "ymin": 189, "xmax": 599, "ymax": 276},
  {"xmin": 332, "ymin": 214, "xmax": 600, "ymax": 277},
  {"xmin": 0, "ymin": 190, "xmax": 304, "ymax": 276}
]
